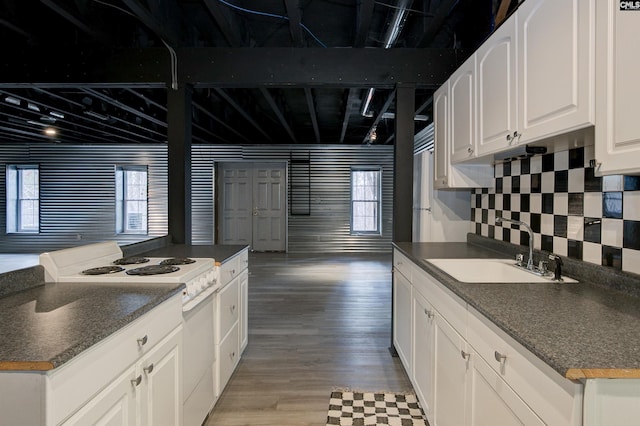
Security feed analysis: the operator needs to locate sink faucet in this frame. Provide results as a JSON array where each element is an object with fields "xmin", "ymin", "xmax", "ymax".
[{"xmin": 496, "ymin": 216, "xmax": 534, "ymax": 271}]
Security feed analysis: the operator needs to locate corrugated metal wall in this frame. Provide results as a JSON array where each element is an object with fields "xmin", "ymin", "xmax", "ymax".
[
  {"xmin": 0, "ymin": 143, "xmax": 393, "ymax": 253},
  {"xmin": 0, "ymin": 143, "xmax": 168, "ymax": 253},
  {"xmin": 192, "ymin": 144, "xmax": 395, "ymax": 253}
]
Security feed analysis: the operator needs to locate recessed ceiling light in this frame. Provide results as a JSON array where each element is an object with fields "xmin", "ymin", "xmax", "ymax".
[
  {"xmin": 4, "ymin": 96, "xmax": 21, "ymax": 106},
  {"xmin": 44, "ymin": 128, "xmax": 57, "ymax": 136}
]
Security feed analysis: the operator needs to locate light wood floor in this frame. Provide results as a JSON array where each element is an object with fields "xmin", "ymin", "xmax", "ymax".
[{"xmin": 205, "ymin": 252, "xmax": 413, "ymax": 426}]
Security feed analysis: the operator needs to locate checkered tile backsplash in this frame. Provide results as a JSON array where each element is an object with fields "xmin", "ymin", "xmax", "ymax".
[{"xmin": 471, "ymin": 146, "xmax": 640, "ymax": 275}]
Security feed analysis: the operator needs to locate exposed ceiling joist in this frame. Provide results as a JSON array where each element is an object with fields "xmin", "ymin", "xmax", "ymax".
[
  {"xmin": 340, "ymin": 88, "xmax": 358, "ymax": 144},
  {"xmin": 304, "ymin": 88, "xmax": 320, "ymax": 143},
  {"xmin": 202, "ymin": 0, "xmax": 243, "ymax": 47},
  {"xmin": 284, "ymin": 0, "xmax": 305, "ymax": 47},
  {"xmin": 214, "ymin": 88, "xmax": 272, "ymax": 142},
  {"xmin": 260, "ymin": 88, "xmax": 297, "ymax": 143},
  {"xmin": 354, "ymin": 0, "xmax": 375, "ymax": 47},
  {"xmin": 192, "ymin": 101, "xmax": 251, "ymax": 143}
]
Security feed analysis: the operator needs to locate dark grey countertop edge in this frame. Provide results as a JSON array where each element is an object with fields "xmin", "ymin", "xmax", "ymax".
[
  {"xmin": 392, "ymin": 236, "xmax": 640, "ymax": 379},
  {"xmin": 0, "ymin": 265, "xmax": 45, "ymax": 299}
]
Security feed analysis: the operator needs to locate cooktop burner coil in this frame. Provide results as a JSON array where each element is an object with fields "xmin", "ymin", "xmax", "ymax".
[
  {"xmin": 82, "ymin": 266, "xmax": 125, "ymax": 275},
  {"xmin": 126, "ymin": 265, "xmax": 180, "ymax": 276},
  {"xmin": 113, "ymin": 257, "xmax": 150, "ymax": 265},
  {"xmin": 160, "ymin": 257, "xmax": 196, "ymax": 266}
]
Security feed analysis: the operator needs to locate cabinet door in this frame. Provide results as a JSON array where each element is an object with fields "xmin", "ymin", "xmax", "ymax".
[
  {"xmin": 517, "ymin": 0, "xmax": 594, "ymax": 143},
  {"xmin": 467, "ymin": 351, "xmax": 544, "ymax": 426},
  {"xmin": 217, "ymin": 277, "xmax": 240, "ymax": 343},
  {"xmin": 412, "ymin": 290, "xmax": 435, "ymax": 423},
  {"xmin": 434, "ymin": 315, "xmax": 468, "ymax": 426},
  {"xmin": 594, "ymin": 0, "xmax": 640, "ymax": 175},
  {"xmin": 138, "ymin": 326, "xmax": 183, "ymax": 426},
  {"xmin": 433, "ymin": 84, "xmax": 449, "ymax": 189},
  {"xmin": 449, "ymin": 56, "xmax": 476, "ymax": 163},
  {"xmin": 239, "ymin": 269, "xmax": 249, "ymax": 353},
  {"xmin": 393, "ymin": 271, "xmax": 412, "ymax": 374},
  {"xmin": 477, "ymin": 16, "xmax": 517, "ymax": 156},
  {"xmin": 61, "ymin": 365, "xmax": 137, "ymax": 426}
]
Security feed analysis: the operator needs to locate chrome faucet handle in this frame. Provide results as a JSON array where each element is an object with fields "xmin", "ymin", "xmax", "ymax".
[{"xmin": 515, "ymin": 253, "xmax": 524, "ymax": 266}]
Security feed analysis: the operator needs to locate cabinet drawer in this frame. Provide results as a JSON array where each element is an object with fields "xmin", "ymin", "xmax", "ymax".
[
  {"xmin": 236, "ymin": 248, "xmax": 249, "ymax": 272},
  {"xmin": 467, "ymin": 307, "xmax": 581, "ymax": 425},
  {"xmin": 393, "ymin": 250, "xmax": 412, "ymax": 281},
  {"xmin": 216, "ymin": 278, "xmax": 239, "ymax": 342},
  {"xmin": 217, "ymin": 322, "xmax": 240, "ymax": 394},
  {"xmin": 411, "ymin": 264, "xmax": 467, "ymax": 337},
  {"xmin": 48, "ymin": 294, "xmax": 182, "ymax": 425},
  {"xmin": 219, "ymin": 256, "xmax": 241, "ymax": 287}
]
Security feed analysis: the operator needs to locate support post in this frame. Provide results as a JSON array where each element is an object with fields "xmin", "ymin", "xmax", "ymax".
[{"xmin": 167, "ymin": 84, "xmax": 193, "ymax": 244}]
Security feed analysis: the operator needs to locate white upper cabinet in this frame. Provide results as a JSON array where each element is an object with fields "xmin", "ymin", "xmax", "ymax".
[
  {"xmin": 433, "ymin": 84, "xmax": 450, "ymax": 188},
  {"xmin": 594, "ymin": 0, "xmax": 640, "ymax": 176},
  {"xmin": 516, "ymin": 0, "xmax": 594, "ymax": 144},
  {"xmin": 476, "ymin": 16, "xmax": 517, "ymax": 156},
  {"xmin": 449, "ymin": 55, "xmax": 477, "ymax": 163}
]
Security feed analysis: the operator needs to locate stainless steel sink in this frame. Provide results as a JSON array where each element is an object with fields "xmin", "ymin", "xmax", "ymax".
[{"xmin": 425, "ymin": 258, "xmax": 577, "ymax": 283}]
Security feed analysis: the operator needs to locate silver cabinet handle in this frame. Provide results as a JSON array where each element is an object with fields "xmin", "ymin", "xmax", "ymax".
[
  {"xmin": 230, "ymin": 351, "xmax": 236, "ymax": 360},
  {"xmin": 137, "ymin": 335, "xmax": 148, "ymax": 347},
  {"xmin": 494, "ymin": 351, "xmax": 507, "ymax": 363},
  {"xmin": 424, "ymin": 308, "xmax": 434, "ymax": 319},
  {"xmin": 143, "ymin": 363, "xmax": 154, "ymax": 375},
  {"xmin": 461, "ymin": 350, "xmax": 470, "ymax": 360},
  {"xmin": 131, "ymin": 375, "xmax": 142, "ymax": 387},
  {"xmin": 230, "ymin": 304, "xmax": 236, "ymax": 313},
  {"xmin": 467, "ymin": 147, "xmax": 474, "ymax": 154}
]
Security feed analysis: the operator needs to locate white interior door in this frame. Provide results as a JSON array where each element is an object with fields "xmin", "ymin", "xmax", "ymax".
[{"xmin": 219, "ymin": 162, "xmax": 286, "ymax": 251}]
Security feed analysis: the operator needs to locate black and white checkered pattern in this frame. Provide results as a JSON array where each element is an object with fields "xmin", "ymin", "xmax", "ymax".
[
  {"xmin": 326, "ymin": 391, "xmax": 427, "ymax": 426},
  {"xmin": 471, "ymin": 146, "xmax": 640, "ymax": 275}
]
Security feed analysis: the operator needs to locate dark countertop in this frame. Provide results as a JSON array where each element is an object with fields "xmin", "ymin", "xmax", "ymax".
[
  {"xmin": 0, "ymin": 243, "xmax": 248, "ymax": 372},
  {"xmin": 138, "ymin": 244, "xmax": 249, "ymax": 265},
  {"xmin": 0, "ymin": 281, "xmax": 183, "ymax": 371},
  {"xmin": 393, "ymin": 240, "xmax": 640, "ymax": 380}
]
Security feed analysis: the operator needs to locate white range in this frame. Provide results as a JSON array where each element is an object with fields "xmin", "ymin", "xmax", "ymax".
[{"xmin": 39, "ymin": 241, "xmax": 219, "ymax": 426}]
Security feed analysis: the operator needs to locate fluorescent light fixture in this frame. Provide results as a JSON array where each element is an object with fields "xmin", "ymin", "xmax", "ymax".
[
  {"xmin": 4, "ymin": 96, "xmax": 21, "ymax": 106},
  {"xmin": 49, "ymin": 111, "xmax": 65, "ymax": 119},
  {"xmin": 27, "ymin": 120, "xmax": 48, "ymax": 127},
  {"xmin": 380, "ymin": 112, "xmax": 430, "ymax": 121},
  {"xmin": 27, "ymin": 103, "xmax": 40, "ymax": 112},
  {"xmin": 84, "ymin": 110, "xmax": 109, "ymax": 120},
  {"xmin": 44, "ymin": 127, "xmax": 57, "ymax": 136}
]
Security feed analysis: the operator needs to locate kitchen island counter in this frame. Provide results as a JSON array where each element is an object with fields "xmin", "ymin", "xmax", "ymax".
[
  {"xmin": 0, "ymin": 280, "xmax": 182, "ymax": 371},
  {"xmin": 394, "ymin": 236, "xmax": 640, "ymax": 380}
]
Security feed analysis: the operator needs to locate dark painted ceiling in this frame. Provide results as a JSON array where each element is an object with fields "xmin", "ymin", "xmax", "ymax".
[{"xmin": 0, "ymin": 0, "xmax": 514, "ymax": 146}]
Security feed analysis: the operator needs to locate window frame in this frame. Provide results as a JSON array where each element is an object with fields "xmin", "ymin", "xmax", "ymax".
[
  {"xmin": 350, "ymin": 166, "xmax": 382, "ymax": 236},
  {"xmin": 6, "ymin": 164, "xmax": 40, "ymax": 234},
  {"xmin": 115, "ymin": 165, "xmax": 149, "ymax": 235}
]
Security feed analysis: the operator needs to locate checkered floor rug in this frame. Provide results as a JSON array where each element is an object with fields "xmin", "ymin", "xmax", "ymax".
[{"xmin": 326, "ymin": 391, "xmax": 428, "ymax": 426}]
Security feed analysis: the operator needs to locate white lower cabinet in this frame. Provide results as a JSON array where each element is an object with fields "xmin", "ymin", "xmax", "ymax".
[
  {"xmin": 433, "ymin": 315, "xmax": 468, "ymax": 426},
  {"xmin": 394, "ymin": 249, "xmax": 582, "ymax": 426},
  {"xmin": 411, "ymin": 290, "xmax": 435, "ymax": 420},
  {"xmin": 393, "ymin": 268, "xmax": 412, "ymax": 375},
  {"xmin": 61, "ymin": 364, "xmax": 137, "ymax": 426},
  {"xmin": 63, "ymin": 326, "xmax": 183, "ymax": 426},
  {"xmin": 214, "ymin": 247, "xmax": 248, "ymax": 399},
  {"xmin": 468, "ymin": 351, "xmax": 544, "ymax": 426}
]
